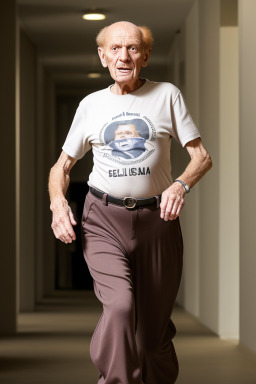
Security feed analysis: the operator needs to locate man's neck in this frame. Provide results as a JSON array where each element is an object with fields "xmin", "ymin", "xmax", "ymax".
[{"xmin": 110, "ymin": 78, "xmax": 146, "ymax": 95}]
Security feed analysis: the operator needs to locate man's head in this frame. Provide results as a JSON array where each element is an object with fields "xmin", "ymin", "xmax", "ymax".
[
  {"xmin": 114, "ymin": 123, "xmax": 140, "ymax": 140},
  {"xmin": 96, "ymin": 21, "xmax": 153, "ymax": 91}
]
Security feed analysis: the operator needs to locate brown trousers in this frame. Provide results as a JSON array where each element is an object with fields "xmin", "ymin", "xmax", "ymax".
[{"xmin": 81, "ymin": 189, "xmax": 183, "ymax": 384}]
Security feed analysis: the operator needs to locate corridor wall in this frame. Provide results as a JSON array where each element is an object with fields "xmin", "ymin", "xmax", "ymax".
[
  {"xmin": 19, "ymin": 30, "xmax": 37, "ymax": 312},
  {"xmin": 239, "ymin": 0, "xmax": 256, "ymax": 352},
  {"xmin": 0, "ymin": 0, "xmax": 18, "ymax": 335},
  {"xmin": 169, "ymin": 0, "xmax": 239, "ymax": 339}
]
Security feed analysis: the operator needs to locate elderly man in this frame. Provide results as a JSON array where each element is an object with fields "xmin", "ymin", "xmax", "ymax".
[{"xmin": 48, "ymin": 21, "xmax": 212, "ymax": 384}]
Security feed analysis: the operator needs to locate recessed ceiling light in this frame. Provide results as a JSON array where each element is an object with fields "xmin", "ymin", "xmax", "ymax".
[
  {"xmin": 87, "ymin": 73, "xmax": 102, "ymax": 79},
  {"xmin": 82, "ymin": 13, "xmax": 106, "ymax": 21}
]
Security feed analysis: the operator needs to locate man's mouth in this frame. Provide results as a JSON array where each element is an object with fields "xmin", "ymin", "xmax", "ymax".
[{"xmin": 117, "ymin": 67, "xmax": 132, "ymax": 73}]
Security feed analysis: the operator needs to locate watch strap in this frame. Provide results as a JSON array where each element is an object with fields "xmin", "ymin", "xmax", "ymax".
[{"xmin": 174, "ymin": 179, "xmax": 190, "ymax": 193}]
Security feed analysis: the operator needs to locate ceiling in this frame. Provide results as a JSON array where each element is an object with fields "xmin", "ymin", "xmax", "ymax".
[{"xmin": 18, "ymin": 0, "xmax": 194, "ymax": 91}]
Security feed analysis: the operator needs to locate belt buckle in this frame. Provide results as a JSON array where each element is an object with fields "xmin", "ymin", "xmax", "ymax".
[{"xmin": 123, "ymin": 197, "xmax": 137, "ymax": 209}]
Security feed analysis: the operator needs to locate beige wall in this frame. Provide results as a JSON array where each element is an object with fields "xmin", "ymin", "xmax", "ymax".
[
  {"xmin": 239, "ymin": 0, "xmax": 256, "ymax": 352},
  {"xmin": 169, "ymin": 0, "xmax": 220, "ymax": 331},
  {"xmin": 168, "ymin": 2, "xmax": 201, "ymax": 316},
  {"xmin": 198, "ymin": 0, "xmax": 221, "ymax": 334},
  {"xmin": 180, "ymin": 0, "xmax": 200, "ymax": 317},
  {"xmin": 219, "ymin": 26, "xmax": 239, "ymax": 338},
  {"xmin": 170, "ymin": 0, "xmax": 239, "ymax": 339}
]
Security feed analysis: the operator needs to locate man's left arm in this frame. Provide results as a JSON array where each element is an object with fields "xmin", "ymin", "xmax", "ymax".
[{"xmin": 160, "ymin": 137, "xmax": 213, "ymax": 221}]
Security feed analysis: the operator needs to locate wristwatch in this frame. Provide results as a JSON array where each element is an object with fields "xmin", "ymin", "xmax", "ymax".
[{"xmin": 174, "ymin": 179, "xmax": 190, "ymax": 193}]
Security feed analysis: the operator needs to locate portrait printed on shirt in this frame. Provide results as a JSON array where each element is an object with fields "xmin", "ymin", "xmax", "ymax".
[{"xmin": 99, "ymin": 113, "xmax": 156, "ymax": 166}]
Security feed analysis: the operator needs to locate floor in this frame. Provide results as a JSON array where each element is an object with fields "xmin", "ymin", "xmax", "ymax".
[{"xmin": 0, "ymin": 292, "xmax": 256, "ymax": 384}]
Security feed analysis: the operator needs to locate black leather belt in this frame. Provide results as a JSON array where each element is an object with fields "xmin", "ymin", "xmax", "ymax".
[{"xmin": 89, "ymin": 187, "xmax": 161, "ymax": 209}]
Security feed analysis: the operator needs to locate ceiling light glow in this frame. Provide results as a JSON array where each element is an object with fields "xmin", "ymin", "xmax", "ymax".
[
  {"xmin": 87, "ymin": 73, "xmax": 102, "ymax": 79},
  {"xmin": 82, "ymin": 13, "xmax": 106, "ymax": 21}
]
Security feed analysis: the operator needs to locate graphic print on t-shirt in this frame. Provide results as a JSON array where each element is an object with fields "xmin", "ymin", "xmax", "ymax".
[{"xmin": 99, "ymin": 113, "xmax": 156, "ymax": 166}]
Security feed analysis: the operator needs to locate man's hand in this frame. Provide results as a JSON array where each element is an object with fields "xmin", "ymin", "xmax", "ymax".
[
  {"xmin": 160, "ymin": 182, "xmax": 186, "ymax": 221},
  {"xmin": 50, "ymin": 197, "xmax": 77, "ymax": 244}
]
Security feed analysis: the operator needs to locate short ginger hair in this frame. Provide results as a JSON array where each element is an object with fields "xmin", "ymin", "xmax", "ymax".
[{"xmin": 96, "ymin": 23, "xmax": 153, "ymax": 51}]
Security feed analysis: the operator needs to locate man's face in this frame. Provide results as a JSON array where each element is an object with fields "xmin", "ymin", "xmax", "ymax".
[
  {"xmin": 114, "ymin": 124, "xmax": 140, "ymax": 140},
  {"xmin": 98, "ymin": 22, "xmax": 148, "ymax": 87}
]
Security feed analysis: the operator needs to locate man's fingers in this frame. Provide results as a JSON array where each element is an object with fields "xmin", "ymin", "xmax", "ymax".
[
  {"xmin": 160, "ymin": 184, "xmax": 186, "ymax": 221},
  {"xmin": 160, "ymin": 195, "xmax": 168, "ymax": 218},
  {"xmin": 63, "ymin": 220, "xmax": 76, "ymax": 241},
  {"xmin": 175, "ymin": 200, "xmax": 185, "ymax": 218},
  {"xmin": 160, "ymin": 207, "xmax": 165, "ymax": 219},
  {"xmin": 62, "ymin": 220, "xmax": 77, "ymax": 242},
  {"xmin": 68, "ymin": 206, "xmax": 77, "ymax": 226},
  {"xmin": 168, "ymin": 200, "xmax": 185, "ymax": 220},
  {"xmin": 169, "ymin": 200, "xmax": 179, "ymax": 220},
  {"xmin": 51, "ymin": 216, "xmax": 76, "ymax": 243},
  {"xmin": 160, "ymin": 193, "xmax": 185, "ymax": 221},
  {"xmin": 52, "ymin": 225, "xmax": 60, "ymax": 240},
  {"xmin": 58, "ymin": 222, "xmax": 73, "ymax": 243},
  {"xmin": 59, "ymin": 235, "xmax": 67, "ymax": 244},
  {"xmin": 164, "ymin": 197, "xmax": 174, "ymax": 221},
  {"xmin": 52, "ymin": 226, "xmax": 68, "ymax": 244}
]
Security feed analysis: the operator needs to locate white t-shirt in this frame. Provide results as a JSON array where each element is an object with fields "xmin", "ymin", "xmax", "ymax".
[{"xmin": 62, "ymin": 79, "xmax": 201, "ymax": 198}]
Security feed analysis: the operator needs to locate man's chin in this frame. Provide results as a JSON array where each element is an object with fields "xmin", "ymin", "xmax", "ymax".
[{"xmin": 111, "ymin": 72, "xmax": 137, "ymax": 83}]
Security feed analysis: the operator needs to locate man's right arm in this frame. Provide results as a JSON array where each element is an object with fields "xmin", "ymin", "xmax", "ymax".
[{"xmin": 48, "ymin": 150, "xmax": 78, "ymax": 244}]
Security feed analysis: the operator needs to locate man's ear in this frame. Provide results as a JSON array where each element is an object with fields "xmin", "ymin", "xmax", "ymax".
[
  {"xmin": 98, "ymin": 47, "xmax": 108, "ymax": 68},
  {"xmin": 142, "ymin": 49, "xmax": 152, "ymax": 68}
]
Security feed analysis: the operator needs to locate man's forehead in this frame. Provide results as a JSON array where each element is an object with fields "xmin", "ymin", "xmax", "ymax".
[{"xmin": 105, "ymin": 23, "xmax": 142, "ymax": 45}]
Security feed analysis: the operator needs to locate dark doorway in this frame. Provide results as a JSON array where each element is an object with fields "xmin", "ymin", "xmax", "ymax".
[{"xmin": 55, "ymin": 182, "xmax": 93, "ymax": 290}]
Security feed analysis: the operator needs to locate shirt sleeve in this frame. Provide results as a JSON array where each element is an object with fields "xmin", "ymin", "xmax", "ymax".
[
  {"xmin": 170, "ymin": 91, "xmax": 201, "ymax": 147},
  {"xmin": 62, "ymin": 102, "xmax": 92, "ymax": 160}
]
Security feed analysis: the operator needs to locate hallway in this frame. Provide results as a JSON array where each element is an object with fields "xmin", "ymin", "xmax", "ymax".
[
  {"xmin": 1, "ymin": 292, "xmax": 255, "ymax": 384},
  {"xmin": 1, "ymin": 1, "xmax": 256, "ymax": 382}
]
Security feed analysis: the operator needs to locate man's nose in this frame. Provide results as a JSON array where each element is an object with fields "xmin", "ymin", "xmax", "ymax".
[{"xmin": 120, "ymin": 47, "xmax": 129, "ymax": 61}]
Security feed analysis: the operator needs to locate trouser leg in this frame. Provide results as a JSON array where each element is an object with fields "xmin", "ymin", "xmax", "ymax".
[
  {"xmin": 81, "ymin": 191, "xmax": 142, "ymax": 384},
  {"xmin": 81, "ymin": 190, "xmax": 183, "ymax": 384},
  {"xmin": 132, "ymin": 206, "xmax": 183, "ymax": 384}
]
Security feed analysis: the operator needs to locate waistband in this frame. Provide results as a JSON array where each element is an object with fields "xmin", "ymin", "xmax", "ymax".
[{"xmin": 89, "ymin": 187, "xmax": 162, "ymax": 209}]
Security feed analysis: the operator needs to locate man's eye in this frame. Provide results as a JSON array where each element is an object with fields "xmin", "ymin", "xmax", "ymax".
[{"xmin": 112, "ymin": 47, "xmax": 118, "ymax": 51}]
